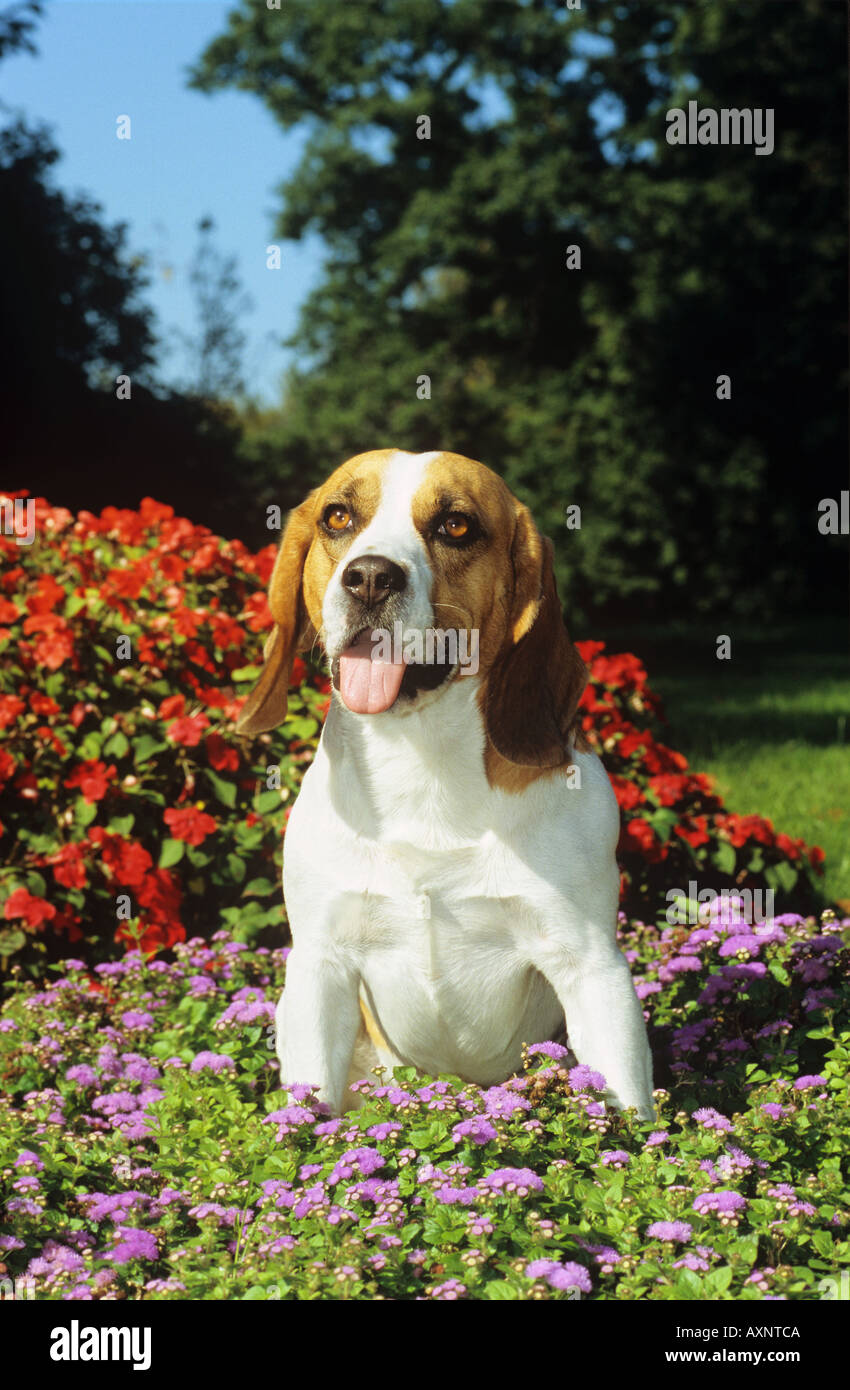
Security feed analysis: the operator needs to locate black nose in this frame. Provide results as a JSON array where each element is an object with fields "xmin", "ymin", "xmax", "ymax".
[{"xmin": 341, "ymin": 554, "xmax": 407, "ymax": 608}]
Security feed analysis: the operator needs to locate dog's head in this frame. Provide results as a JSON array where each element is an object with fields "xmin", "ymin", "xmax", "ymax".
[{"xmin": 235, "ymin": 449, "xmax": 587, "ymax": 773}]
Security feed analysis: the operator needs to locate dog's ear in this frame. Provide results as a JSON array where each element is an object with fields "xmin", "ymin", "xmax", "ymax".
[
  {"xmin": 483, "ymin": 504, "xmax": 587, "ymax": 767},
  {"xmin": 235, "ymin": 494, "xmax": 318, "ymax": 735}
]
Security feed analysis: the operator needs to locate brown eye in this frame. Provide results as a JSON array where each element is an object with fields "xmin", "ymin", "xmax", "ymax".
[
  {"xmin": 324, "ymin": 505, "xmax": 352, "ymax": 532},
  {"xmin": 441, "ymin": 513, "xmax": 470, "ymax": 540}
]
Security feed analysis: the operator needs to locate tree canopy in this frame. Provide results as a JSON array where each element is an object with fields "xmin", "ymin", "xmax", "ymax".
[{"xmin": 191, "ymin": 0, "xmax": 847, "ymax": 621}]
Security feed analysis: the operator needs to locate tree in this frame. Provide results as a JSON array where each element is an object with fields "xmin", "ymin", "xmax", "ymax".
[
  {"xmin": 183, "ymin": 215, "xmax": 251, "ymax": 400},
  {"xmin": 190, "ymin": 0, "xmax": 847, "ymax": 622}
]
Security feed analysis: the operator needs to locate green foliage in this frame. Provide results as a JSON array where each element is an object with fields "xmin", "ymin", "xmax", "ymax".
[
  {"xmin": 191, "ymin": 0, "xmax": 847, "ymax": 623},
  {"xmin": 0, "ymin": 912, "xmax": 848, "ymax": 1300}
]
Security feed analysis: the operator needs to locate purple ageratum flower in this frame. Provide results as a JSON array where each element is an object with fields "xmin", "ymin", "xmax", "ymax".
[
  {"xmin": 692, "ymin": 1107, "xmax": 733, "ymax": 1132},
  {"xmin": 120, "ymin": 1011, "xmax": 154, "ymax": 1032},
  {"xmin": 635, "ymin": 981, "xmax": 663, "ymax": 999},
  {"xmin": 719, "ymin": 935, "xmax": 762, "ymax": 959},
  {"xmin": 568, "ymin": 1065, "xmax": 607, "ymax": 1093},
  {"xmin": 760, "ymin": 1102, "xmax": 787, "ymax": 1119},
  {"xmin": 80, "ymin": 1192, "xmax": 150, "ymax": 1223},
  {"xmin": 673, "ymin": 1250, "xmax": 712, "ymax": 1272},
  {"xmin": 107, "ymin": 1226, "xmax": 158, "ymax": 1265},
  {"xmin": 647, "ymin": 1220, "xmax": 693, "ymax": 1242},
  {"xmin": 284, "ymin": 1083, "xmax": 322, "ymax": 1103},
  {"xmin": 600, "ymin": 1150, "xmax": 630, "ymax": 1168},
  {"xmin": 793, "ymin": 1075, "xmax": 826, "ymax": 1090},
  {"xmin": 433, "ymin": 1183, "xmax": 479, "ymax": 1206},
  {"xmin": 526, "ymin": 1041, "xmax": 568, "ymax": 1061},
  {"xmin": 92, "ymin": 1091, "xmax": 140, "ymax": 1116},
  {"xmin": 264, "ymin": 1105, "xmax": 316, "ymax": 1138},
  {"xmin": 429, "ymin": 1278, "xmax": 467, "ymax": 1300},
  {"xmin": 121, "ymin": 1055, "xmax": 161, "ymax": 1084},
  {"xmin": 646, "ymin": 1131, "xmax": 669, "ymax": 1147},
  {"xmin": 525, "ymin": 1259, "xmax": 592, "ymax": 1294},
  {"xmin": 65, "ymin": 1065, "xmax": 97, "ymax": 1087},
  {"xmin": 188, "ymin": 974, "xmax": 217, "ymax": 996},
  {"xmin": 662, "ymin": 956, "xmax": 702, "ymax": 976},
  {"xmin": 478, "ymin": 1167, "xmax": 544, "ymax": 1197},
  {"xmin": 14, "ymin": 1150, "xmax": 45, "ymax": 1170},
  {"xmin": 313, "ymin": 1119, "xmax": 342, "ymax": 1138},
  {"xmin": 366, "ymin": 1121, "xmax": 403, "ymax": 1142},
  {"xmin": 329, "ymin": 1147, "xmax": 385, "ymax": 1185},
  {"xmin": 216, "ymin": 998, "xmax": 275, "ymax": 1027},
  {"xmin": 482, "ymin": 1085, "xmax": 532, "ymax": 1119},
  {"xmin": 189, "ymin": 1051, "xmax": 236, "ymax": 1074},
  {"xmin": 452, "ymin": 1116, "xmax": 498, "ymax": 1147},
  {"xmin": 692, "ymin": 1190, "xmax": 747, "ymax": 1217}
]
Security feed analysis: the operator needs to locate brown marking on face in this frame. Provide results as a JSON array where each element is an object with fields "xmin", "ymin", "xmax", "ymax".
[
  {"xmin": 300, "ymin": 450, "xmax": 395, "ymax": 633},
  {"xmin": 410, "ymin": 452, "xmax": 520, "ymax": 673},
  {"xmin": 409, "ymin": 454, "xmax": 589, "ymax": 791}
]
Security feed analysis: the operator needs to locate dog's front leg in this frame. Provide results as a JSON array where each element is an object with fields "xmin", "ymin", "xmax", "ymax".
[
  {"xmin": 275, "ymin": 945, "xmax": 360, "ymax": 1116},
  {"xmin": 535, "ymin": 944, "xmax": 656, "ymax": 1121}
]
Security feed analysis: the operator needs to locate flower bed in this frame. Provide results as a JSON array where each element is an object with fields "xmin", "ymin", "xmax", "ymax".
[
  {"xmin": 0, "ymin": 493, "xmax": 826, "ymax": 972},
  {"xmin": 0, "ymin": 900, "xmax": 847, "ymax": 1300}
]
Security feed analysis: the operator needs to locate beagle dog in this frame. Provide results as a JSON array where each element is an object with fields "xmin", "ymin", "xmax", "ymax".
[{"xmin": 236, "ymin": 449, "xmax": 655, "ymax": 1120}]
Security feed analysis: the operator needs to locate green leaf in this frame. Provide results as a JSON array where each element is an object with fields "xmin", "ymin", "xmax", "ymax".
[
  {"xmin": 133, "ymin": 735, "xmax": 166, "ymax": 764},
  {"xmin": 0, "ymin": 927, "xmax": 26, "ymax": 956},
  {"xmin": 482, "ymin": 1280, "xmax": 519, "ymax": 1299},
  {"xmin": 674, "ymin": 1269, "xmax": 703, "ymax": 1299},
  {"xmin": 75, "ymin": 798, "xmax": 98, "ymax": 826},
  {"xmin": 158, "ymin": 838, "xmax": 185, "ymax": 869},
  {"xmin": 705, "ymin": 1265, "xmax": 733, "ymax": 1295},
  {"xmin": 243, "ymin": 877, "xmax": 277, "ymax": 897},
  {"xmin": 108, "ymin": 814, "xmax": 136, "ymax": 836},
  {"xmin": 226, "ymin": 853, "xmax": 246, "ymax": 884},
  {"xmin": 205, "ymin": 768, "xmax": 237, "ymax": 808},
  {"xmin": 104, "ymin": 730, "xmax": 130, "ymax": 758},
  {"xmin": 712, "ymin": 841, "xmax": 737, "ymax": 875}
]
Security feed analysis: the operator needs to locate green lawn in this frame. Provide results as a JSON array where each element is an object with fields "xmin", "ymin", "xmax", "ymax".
[{"xmin": 593, "ymin": 616, "xmax": 850, "ymax": 907}]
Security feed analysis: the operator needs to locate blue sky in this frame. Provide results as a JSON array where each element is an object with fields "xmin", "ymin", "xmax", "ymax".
[
  {"xmin": 1, "ymin": 0, "xmax": 324, "ymax": 404},
  {"xmin": 1, "ymin": 3, "xmax": 625, "ymax": 407}
]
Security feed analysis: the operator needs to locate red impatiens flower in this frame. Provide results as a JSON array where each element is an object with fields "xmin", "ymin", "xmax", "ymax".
[
  {"xmin": 0, "ymin": 694, "xmax": 25, "ymax": 727},
  {"xmin": 648, "ymin": 773, "xmax": 692, "ymax": 807},
  {"xmin": 24, "ymin": 573, "xmax": 65, "ymax": 615},
  {"xmin": 23, "ymin": 612, "xmax": 75, "ymax": 670},
  {"xmin": 46, "ymin": 842, "xmax": 89, "ymax": 890},
  {"xmin": 69, "ymin": 701, "xmax": 99, "ymax": 728},
  {"xmin": 619, "ymin": 817, "xmax": 667, "ymax": 863},
  {"xmin": 88, "ymin": 828, "xmax": 153, "ymax": 886},
  {"xmin": 29, "ymin": 692, "xmax": 60, "ymax": 717},
  {"xmin": 609, "ymin": 774, "xmax": 645, "ymax": 811},
  {"xmin": 675, "ymin": 817, "xmax": 711, "ymax": 849},
  {"xmin": 206, "ymin": 732, "xmax": 239, "ymax": 772},
  {"xmin": 158, "ymin": 694, "xmax": 186, "ymax": 720},
  {"xmin": 63, "ymin": 760, "xmax": 117, "ymax": 803},
  {"xmin": 164, "ymin": 806, "xmax": 218, "ymax": 846},
  {"xmin": 0, "ymin": 747, "xmax": 16, "ymax": 782},
  {"xmin": 3, "ymin": 887, "xmax": 57, "ymax": 930},
  {"xmin": 166, "ymin": 713, "xmax": 210, "ymax": 747}
]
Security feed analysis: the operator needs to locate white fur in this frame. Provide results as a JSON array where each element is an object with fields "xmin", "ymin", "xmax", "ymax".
[{"xmin": 276, "ymin": 453, "xmax": 656, "ymax": 1119}]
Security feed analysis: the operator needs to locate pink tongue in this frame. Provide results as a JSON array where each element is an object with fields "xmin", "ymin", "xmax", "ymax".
[{"xmin": 338, "ymin": 631, "xmax": 407, "ymax": 714}]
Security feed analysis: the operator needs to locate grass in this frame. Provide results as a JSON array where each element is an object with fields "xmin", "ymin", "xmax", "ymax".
[{"xmin": 593, "ymin": 616, "xmax": 850, "ymax": 907}]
